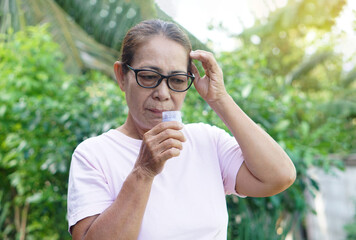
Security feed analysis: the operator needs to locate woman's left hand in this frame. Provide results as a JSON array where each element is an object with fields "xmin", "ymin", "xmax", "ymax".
[{"xmin": 190, "ymin": 50, "xmax": 227, "ymax": 104}]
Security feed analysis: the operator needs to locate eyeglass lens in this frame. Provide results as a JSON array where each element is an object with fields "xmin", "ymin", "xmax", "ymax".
[{"xmin": 137, "ymin": 71, "xmax": 192, "ymax": 91}]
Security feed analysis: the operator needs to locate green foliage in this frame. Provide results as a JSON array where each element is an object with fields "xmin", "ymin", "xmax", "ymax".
[
  {"xmin": 345, "ymin": 206, "xmax": 356, "ymax": 240},
  {"xmin": 207, "ymin": 0, "xmax": 355, "ymax": 238},
  {"xmin": 54, "ymin": 0, "xmax": 144, "ymax": 51},
  {"xmin": 1, "ymin": 0, "xmax": 355, "ymax": 239},
  {"xmin": 184, "ymin": 36, "xmax": 353, "ymax": 239},
  {"xmin": 0, "ymin": 0, "xmax": 208, "ymax": 76},
  {"xmin": 218, "ymin": 44, "xmax": 351, "ymax": 239},
  {"xmin": 0, "ymin": 25, "xmax": 126, "ymax": 239}
]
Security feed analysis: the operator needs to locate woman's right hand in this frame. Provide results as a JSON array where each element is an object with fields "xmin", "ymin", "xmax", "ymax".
[{"xmin": 134, "ymin": 121, "xmax": 186, "ymax": 178}]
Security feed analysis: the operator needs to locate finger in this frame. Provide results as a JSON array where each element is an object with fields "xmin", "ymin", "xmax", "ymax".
[
  {"xmin": 190, "ymin": 50, "xmax": 220, "ymax": 75},
  {"xmin": 190, "ymin": 62, "xmax": 201, "ymax": 79},
  {"xmin": 193, "ymin": 51, "xmax": 223, "ymax": 80},
  {"xmin": 160, "ymin": 138, "xmax": 183, "ymax": 152},
  {"xmin": 142, "ymin": 138, "xmax": 182, "ymax": 164},
  {"xmin": 160, "ymin": 147, "xmax": 181, "ymax": 160},
  {"xmin": 190, "ymin": 62, "xmax": 203, "ymax": 88},
  {"xmin": 157, "ymin": 129, "xmax": 186, "ymax": 144},
  {"xmin": 147, "ymin": 121, "xmax": 184, "ymax": 136}
]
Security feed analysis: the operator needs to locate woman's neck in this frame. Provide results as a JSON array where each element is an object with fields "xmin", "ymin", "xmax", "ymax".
[{"xmin": 116, "ymin": 114, "xmax": 146, "ymax": 140}]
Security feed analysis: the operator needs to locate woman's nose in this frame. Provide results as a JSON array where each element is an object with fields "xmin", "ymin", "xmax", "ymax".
[{"xmin": 152, "ymin": 79, "xmax": 170, "ymax": 101}]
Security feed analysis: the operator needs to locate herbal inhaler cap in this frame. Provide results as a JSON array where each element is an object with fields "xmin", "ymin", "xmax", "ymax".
[{"xmin": 162, "ymin": 111, "xmax": 182, "ymax": 123}]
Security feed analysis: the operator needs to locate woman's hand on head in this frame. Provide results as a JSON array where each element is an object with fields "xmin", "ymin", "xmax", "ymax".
[
  {"xmin": 190, "ymin": 50, "xmax": 228, "ymax": 104},
  {"xmin": 134, "ymin": 121, "xmax": 186, "ymax": 178}
]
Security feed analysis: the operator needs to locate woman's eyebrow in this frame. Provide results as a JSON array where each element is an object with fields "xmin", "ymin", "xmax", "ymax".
[
  {"xmin": 171, "ymin": 70, "xmax": 187, "ymax": 74},
  {"xmin": 141, "ymin": 66, "xmax": 187, "ymax": 74},
  {"xmin": 141, "ymin": 65, "xmax": 161, "ymax": 71}
]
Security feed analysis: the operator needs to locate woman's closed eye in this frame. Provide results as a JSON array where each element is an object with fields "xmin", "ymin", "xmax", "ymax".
[
  {"xmin": 138, "ymin": 72, "xmax": 160, "ymax": 81},
  {"xmin": 169, "ymin": 76, "xmax": 188, "ymax": 84}
]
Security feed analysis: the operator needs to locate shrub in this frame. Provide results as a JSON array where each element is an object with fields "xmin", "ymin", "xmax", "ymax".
[{"xmin": 0, "ymin": 25, "xmax": 126, "ymax": 239}]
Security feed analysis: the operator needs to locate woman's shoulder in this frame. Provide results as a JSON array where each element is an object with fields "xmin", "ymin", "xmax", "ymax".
[
  {"xmin": 74, "ymin": 129, "xmax": 141, "ymax": 154},
  {"xmin": 74, "ymin": 130, "xmax": 115, "ymax": 151}
]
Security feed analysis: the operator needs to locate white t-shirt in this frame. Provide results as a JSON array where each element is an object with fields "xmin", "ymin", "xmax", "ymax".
[{"xmin": 67, "ymin": 123, "xmax": 245, "ymax": 239}]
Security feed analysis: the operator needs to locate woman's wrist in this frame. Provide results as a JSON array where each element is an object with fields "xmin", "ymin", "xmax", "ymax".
[
  {"xmin": 207, "ymin": 93, "xmax": 234, "ymax": 114},
  {"xmin": 130, "ymin": 166, "xmax": 156, "ymax": 183}
]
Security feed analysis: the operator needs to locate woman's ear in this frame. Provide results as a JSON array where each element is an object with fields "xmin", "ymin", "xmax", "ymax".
[{"xmin": 114, "ymin": 61, "xmax": 125, "ymax": 91}]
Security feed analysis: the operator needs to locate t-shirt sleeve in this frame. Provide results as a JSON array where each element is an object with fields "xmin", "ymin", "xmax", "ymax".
[
  {"xmin": 67, "ymin": 141, "xmax": 113, "ymax": 233},
  {"xmin": 212, "ymin": 125, "xmax": 246, "ymax": 197}
]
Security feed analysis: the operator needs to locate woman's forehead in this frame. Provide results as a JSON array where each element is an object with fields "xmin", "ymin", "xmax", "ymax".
[{"xmin": 132, "ymin": 36, "xmax": 190, "ymax": 69}]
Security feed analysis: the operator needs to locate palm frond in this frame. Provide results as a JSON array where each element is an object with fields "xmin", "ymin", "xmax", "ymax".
[
  {"xmin": 320, "ymin": 99, "xmax": 356, "ymax": 118},
  {"xmin": 55, "ymin": 0, "xmax": 209, "ymax": 51},
  {"xmin": 285, "ymin": 51, "xmax": 334, "ymax": 84},
  {"xmin": 240, "ymin": 0, "xmax": 346, "ymax": 38},
  {"xmin": 1, "ymin": 0, "xmax": 121, "ymax": 76},
  {"xmin": 341, "ymin": 68, "xmax": 356, "ymax": 87},
  {"xmin": 55, "ymin": 0, "xmax": 143, "ymax": 51},
  {"xmin": 0, "ymin": 0, "xmax": 21, "ymax": 33},
  {"xmin": 1, "ymin": 0, "xmax": 208, "ymax": 77}
]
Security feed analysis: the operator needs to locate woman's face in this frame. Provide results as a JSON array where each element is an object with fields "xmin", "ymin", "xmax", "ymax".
[{"xmin": 118, "ymin": 35, "xmax": 189, "ymax": 137}]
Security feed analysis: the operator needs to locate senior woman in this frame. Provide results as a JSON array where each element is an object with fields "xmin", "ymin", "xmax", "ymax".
[{"xmin": 67, "ymin": 19, "xmax": 296, "ymax": 239}]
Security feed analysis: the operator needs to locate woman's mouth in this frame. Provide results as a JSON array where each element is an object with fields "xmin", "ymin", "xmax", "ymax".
[
  {"xmin": 149, "ymin": 109, "xmax": 164, "ymax": 113},
  {"xmin": 147, "ymin": 108, "xmax": 167, "ymax": 116}
]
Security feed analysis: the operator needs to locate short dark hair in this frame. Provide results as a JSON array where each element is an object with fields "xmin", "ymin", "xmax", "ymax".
[{"xmin": 120, "ymin": 19, "xmax": 192, "ymax": 73}]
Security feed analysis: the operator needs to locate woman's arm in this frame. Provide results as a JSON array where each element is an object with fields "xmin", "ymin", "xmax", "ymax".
[
  {"xmin": 72, "ymin": 168, "xmax": 154, "ymax": 240},
  {"xmin": 190, "ymin": 50, "xmax": 296, "ymax": 197},
  {"xmin": 71, "ymin": 122, "xmax": 185, "ymax": 239}
]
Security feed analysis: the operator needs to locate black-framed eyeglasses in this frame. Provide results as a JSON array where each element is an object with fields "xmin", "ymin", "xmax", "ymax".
[{"xmin": 126, "ymin": 64, "xmax": 195, "ymax": 92}]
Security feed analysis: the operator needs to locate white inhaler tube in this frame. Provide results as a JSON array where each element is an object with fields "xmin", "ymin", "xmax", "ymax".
[{"xmin": 162, "ymin": 111, "xmax": 182, "ymax": 123}]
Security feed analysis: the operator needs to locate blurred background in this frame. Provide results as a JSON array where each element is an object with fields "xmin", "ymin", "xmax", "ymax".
[{"xmin": 0, "ymin": 0, "xmax": 355, "ymax": 239}]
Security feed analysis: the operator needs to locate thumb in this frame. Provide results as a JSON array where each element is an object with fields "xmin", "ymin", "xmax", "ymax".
[{"xmin": 190, "ymin": 62, "xmax": 201, "ymax": 80}]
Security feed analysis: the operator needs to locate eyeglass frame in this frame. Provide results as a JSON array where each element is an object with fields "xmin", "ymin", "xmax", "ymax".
[{"xmin": 126, "ymin": 64, "xmax": 195, "ymax": 92}]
